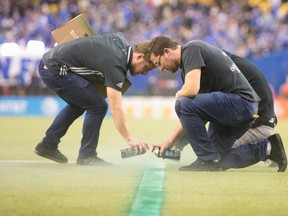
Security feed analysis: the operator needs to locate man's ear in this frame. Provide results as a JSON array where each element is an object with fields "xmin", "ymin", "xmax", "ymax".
[
  {"xmin": 136, "ymin": 53, "xmax": 145, "ymax": 61},
  {"xmin": 163, "ymin": 48, "xmax": 170, "ymax": 55}
]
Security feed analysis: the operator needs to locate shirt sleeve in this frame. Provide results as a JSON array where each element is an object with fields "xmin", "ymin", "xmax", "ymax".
[
  {"xmin": 182, "ymin": 46, "xmax": 206, "ymax": 75},
  {"xmin": 102, "ymin": 63, "xmax": 126, "ymax": 92}
]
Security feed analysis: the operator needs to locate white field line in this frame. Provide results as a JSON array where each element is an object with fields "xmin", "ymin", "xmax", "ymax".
[{"xmin": 0, "ymin": 160, "xmax": 76, "ymax": 163}]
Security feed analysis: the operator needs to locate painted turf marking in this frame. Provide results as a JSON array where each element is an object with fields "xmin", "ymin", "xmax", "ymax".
[{"xmin": 129, "ymin": 162, "xmax": 166, "ymax": 216}]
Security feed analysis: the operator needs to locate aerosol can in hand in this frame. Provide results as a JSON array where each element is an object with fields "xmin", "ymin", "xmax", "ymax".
[
  {"xmin": 153, "ymin": 147, "xmax": 181, "ymax": 161},
  {"xmin": 120, "ymin": 147, "xmax": 145, "ymax": 159}
]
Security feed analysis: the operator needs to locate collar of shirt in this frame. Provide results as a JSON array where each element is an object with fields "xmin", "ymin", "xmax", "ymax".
[{"xmin": 127, "ymin": 46, "xmax": 132, "ymax": 68}]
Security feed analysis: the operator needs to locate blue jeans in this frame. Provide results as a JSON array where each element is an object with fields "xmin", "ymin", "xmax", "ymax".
[
  {"xmin": 221, "ymin": 141, "xmax": 268, "ymax": 170},
  {"xmin": 175, "ymin": 92, "xmax": 266, "ymax": 164},
  {"xmin": 38, "ymin": 61, "xmax": 108, "ymax": 158},
  {"xmin": 173, "ymin": 134, "xmax": 268, "ymax": 169}
]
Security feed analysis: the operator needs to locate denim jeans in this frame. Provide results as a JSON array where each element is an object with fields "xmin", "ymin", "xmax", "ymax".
[
  {"xmin": 38, "ymin": 61, "xmax": 108, "ymax": 158},
  {"xmin": 221, "ymin": 140, "xmax": 268, "ymax": 170},
  {"xmin": 174, "ymin": 134, "xmax": 268, "ymax": 170},
  {"xmin": 175, "ymin": 92, "xmax": 260, "ymax": 161}
]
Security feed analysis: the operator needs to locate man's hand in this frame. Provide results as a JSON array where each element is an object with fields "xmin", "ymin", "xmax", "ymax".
[
  {"xmin": 152, "ymin": 140, "xmax": 174, "ymax": 156},
  {"xmin": 128, "ymin": 138, "xmax": 149, "ymax": 154}
]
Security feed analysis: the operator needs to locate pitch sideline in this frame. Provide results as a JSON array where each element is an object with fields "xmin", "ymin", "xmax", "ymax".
[{"xmin": 0, "ymin": 160, "xmax": 76, "ymax": 163}]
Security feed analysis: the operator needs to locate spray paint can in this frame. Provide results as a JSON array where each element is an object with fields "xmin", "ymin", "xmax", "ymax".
[
  {"xmin": 120, "ymin": 147, "xmax": 145, "ymax": 159},
  {"xmin": 153, "ymin": 147, "xmax": 181, "ymax": 161}
]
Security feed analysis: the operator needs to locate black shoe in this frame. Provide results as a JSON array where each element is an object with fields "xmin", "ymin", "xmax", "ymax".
[
  {"xmin": 34, "ymin": 143, "xmax": 68, "ymax": 163},
  {"xmin": 179, "ymin": 158, "xmax": 222, "ymax": 171},
  {"xmin": 268, "ymin": 133, "xmax": 287, "ymax": 172},
  {"xmin": 76, "ymin": 156, "xmax": 112, "ymax": 166}
]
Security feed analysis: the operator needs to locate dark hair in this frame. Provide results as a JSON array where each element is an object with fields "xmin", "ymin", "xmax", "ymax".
[{"xmin": 146, "ymin": 36, "xmax": 178, "ymax": 58}]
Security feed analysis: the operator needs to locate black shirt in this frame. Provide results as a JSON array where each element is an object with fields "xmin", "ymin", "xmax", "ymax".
[
  {"xmin": 42, "ymin": 34, "xmax": 131, "ymax": 92},
  {"xmin": 226, "ymin": 52, "xmax": 275, "ymax": 128},
  {"xmin": 180, "ymin": 40, "xmax": 260, "ymax": 102}
]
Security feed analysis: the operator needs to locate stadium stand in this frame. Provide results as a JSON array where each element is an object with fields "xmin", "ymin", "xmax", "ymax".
[{"xmin": 1, "ymin": 0, "xmax": 288, "ymax": 96}]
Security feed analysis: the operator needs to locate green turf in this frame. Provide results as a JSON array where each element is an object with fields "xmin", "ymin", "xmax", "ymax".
[{"xmin": 0, "ymin": 117, "xmax": 287, "ymax": 216}]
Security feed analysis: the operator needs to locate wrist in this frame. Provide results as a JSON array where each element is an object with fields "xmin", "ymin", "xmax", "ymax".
[{"xmin": 125, "ymin": 136, "xmax": 133, "ymax": 143}]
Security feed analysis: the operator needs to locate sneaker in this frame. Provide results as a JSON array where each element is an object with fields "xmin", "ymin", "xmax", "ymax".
[
  {"xmin": 179, "ymin": 158, "xmax": 222, "ymax": 171},
  {"xmin": 268, "ymin": 133, "xmax": 287, "ymax": 172},
  {"xmin": 76, "ymin": 156, "xmax": 112, "ymax": 166},
  {"xmin": 34, "ymin": 143, "xmax": 68, "ymax": 163}
]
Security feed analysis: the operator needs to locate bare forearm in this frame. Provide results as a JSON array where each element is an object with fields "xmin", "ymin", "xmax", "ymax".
[
  {"xmin": 107, "ymin": 87, "xmax": 148, "ymax": 152},
  {"xmin": 168, "ymin": 123, "xmax": 185, "ymax": 145},
  {"xmin": 152, "ymin": 123, "xmax": 185, "ymax": 155},
  {"xmin": 110, "ymin": 108, "xmax": 132, "ymax": 142},
  {"xmin": 176, "ymin": 85, "xmax": 197, "ymax": 97},
  {"xmin": 176, "ymin": 68, "xmax": 201, "ymax": 98}
]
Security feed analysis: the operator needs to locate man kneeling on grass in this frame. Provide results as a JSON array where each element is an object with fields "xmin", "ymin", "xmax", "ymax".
[{"xmin": 146, "ymin": 36, "xmax": 287, "ymax": 172}]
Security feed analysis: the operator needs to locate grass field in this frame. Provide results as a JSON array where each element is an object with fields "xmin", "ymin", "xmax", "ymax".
[{"xmin": 0, "ymin": 117, "xmax": 287, "ymax": 216}]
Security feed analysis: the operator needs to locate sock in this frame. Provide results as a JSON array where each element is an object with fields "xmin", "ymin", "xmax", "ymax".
[{"xmin": 266, "ymin": 141, "xmax": 272, "ymax": 155}]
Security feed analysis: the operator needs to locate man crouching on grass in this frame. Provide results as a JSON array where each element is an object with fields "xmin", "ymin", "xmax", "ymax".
[{"xmin": 146, "ymin": 36, "xmax": 287, "ymax": 172}]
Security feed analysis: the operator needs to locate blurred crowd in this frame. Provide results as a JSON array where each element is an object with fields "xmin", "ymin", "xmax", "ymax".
[
  {"xmin": 1, "ymin": 0, "xmax": 288, "ymax": 96},
  {"xmin": 1, "ymin": 0, "xmax": 288, "ymax": 58}
]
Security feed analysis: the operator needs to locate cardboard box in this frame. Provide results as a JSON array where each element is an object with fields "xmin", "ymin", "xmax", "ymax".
[
  {"xmin": 52, "ymin": 14, "xmax": 95, "ymax": 44},
  {"xmin": 51, "ymin": 14, "xmax": 131, "ymax": 97}
]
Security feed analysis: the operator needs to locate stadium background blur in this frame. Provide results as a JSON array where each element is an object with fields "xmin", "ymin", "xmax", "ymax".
[
  {"xmin": 0, "ymin": 0, "xmax": 288, "ymax": 118},
  {"xmin": 1, "ymin": 3, "xmax": 288, "ymax": 215}
]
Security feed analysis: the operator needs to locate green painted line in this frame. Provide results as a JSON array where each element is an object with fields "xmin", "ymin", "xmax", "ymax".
[{"xmin": 129, "ymin": 162, "xmax": 166, "ymax": 216}]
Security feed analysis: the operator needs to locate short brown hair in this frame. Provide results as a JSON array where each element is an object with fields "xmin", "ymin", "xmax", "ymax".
[
  {"xmin": 133, "ymin": 40, "xmax": 152, "ymax": 62},
  {"xmin": 146, "ymin": 36, "xmax": 178, "ymax": 58}
]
